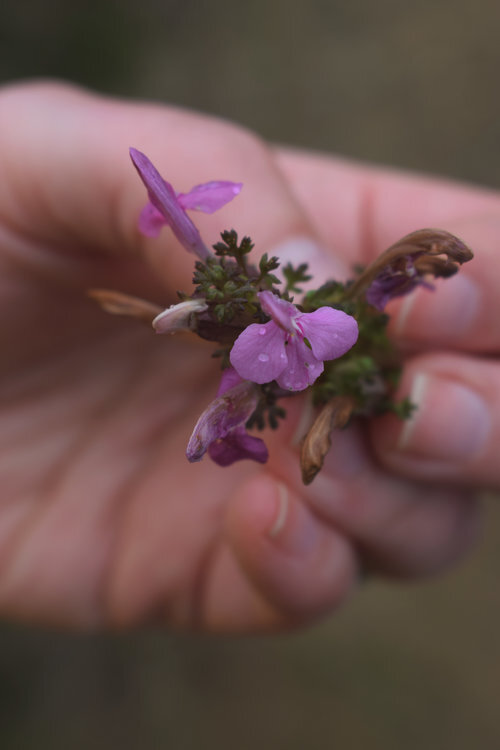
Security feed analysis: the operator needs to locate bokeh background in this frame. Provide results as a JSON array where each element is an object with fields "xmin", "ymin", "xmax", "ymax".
[{"xmin": 1, "ymin": 0, "xmax": 500, "ymax": 747}]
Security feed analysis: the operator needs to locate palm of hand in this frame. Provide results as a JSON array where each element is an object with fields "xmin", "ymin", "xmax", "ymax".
[{"xmin": 0, "ymin": 259, "xmax": 255, "ymax": 628}]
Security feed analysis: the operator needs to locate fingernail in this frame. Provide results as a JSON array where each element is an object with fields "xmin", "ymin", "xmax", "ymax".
[
  {"xmin": 268, "ymin": 483, "xmax": 289, "ymax": 537},
  {"xmin": 269, "ymin": 236, "xmax": 349, "ymax": 288},
  {"xmin": 267, "ymin": 482, "xmax": 318, "ymax": 555},
  {"xmin": 398, "ymin": 373, "xmax": 491, "ymax": 461},
  {"xmin": 395, "ymin": 274, "xmax": 480, "ymax": 342}
]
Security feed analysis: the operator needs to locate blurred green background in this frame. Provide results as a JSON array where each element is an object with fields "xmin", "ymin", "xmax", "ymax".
[{"xmin": 1, "ymin": 0, "xmax": 500, "ymax": 747}]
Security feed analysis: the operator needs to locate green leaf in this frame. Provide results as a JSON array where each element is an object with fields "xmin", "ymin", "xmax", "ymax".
[{"xmin": 282, "ymin": 262, "xmax": 312, "ymax": 293}]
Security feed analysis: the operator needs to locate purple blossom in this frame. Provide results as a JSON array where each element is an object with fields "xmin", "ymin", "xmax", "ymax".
[
  {"xmin": 130, "ymin": 148, "xmax": 242, "ymax": 261},
  {"xmin": 365, "ymin": 254, "xmax": 433, "ymax": 311},
  {"xmin": 357, "ymin": 230, "xmax": 473, "ymax": 311},
  {"xmin": 229, "ymin": 291, "xmax": 359, "ymax": 392},
  {"xmin": 186, "ymin": 368, "xmax": 268, "ymax": 466}
]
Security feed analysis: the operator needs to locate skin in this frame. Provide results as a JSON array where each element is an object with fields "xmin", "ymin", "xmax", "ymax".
[{"xmin": 0, "ymin": 80, "xmax": 497, "ymax": 632}]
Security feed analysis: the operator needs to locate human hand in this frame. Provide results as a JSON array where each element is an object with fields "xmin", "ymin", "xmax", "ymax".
[{"xmin": 0, "ymin": 81, "xmax": 490, "ymax": 631}]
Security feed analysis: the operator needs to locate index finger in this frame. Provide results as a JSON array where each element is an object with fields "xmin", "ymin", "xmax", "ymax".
[{"xmin": 0, "ymin": 82, "xmax": 333, "ymax": 299}]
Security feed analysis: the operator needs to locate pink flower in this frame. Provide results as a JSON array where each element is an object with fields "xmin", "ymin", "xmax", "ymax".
[
  {"xmin": 130, "ymin": 148, "xmax": 242, "ymax": 261},
  {"xmin": 229, "ymin": 291, "xmax": 359, "ymax": 391},
  {"xmin": 186, "ymin": 368, "xmax": 268, "ymax": 466}
]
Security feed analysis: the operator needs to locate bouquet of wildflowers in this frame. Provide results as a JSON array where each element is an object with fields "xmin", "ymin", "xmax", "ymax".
[{"xmin": 90, "ymin": 149, "xmax": 473, "ymax": 484}]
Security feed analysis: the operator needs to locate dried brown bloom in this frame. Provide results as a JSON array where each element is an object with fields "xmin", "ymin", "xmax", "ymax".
[
  {"xmin": 300, "ymin": 395, "xmax": 356, "ymax": 485},
  {"xmin": 344, "ymin": 228, "xmax": 473, "ymax": 307}
]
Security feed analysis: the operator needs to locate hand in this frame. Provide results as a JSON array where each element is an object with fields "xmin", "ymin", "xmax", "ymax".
[{"xmin": 0, "ymin": 81, "xmax": 488, "ymax": 631}]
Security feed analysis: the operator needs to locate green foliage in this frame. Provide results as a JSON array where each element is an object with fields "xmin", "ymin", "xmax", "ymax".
[
  {"xmin": 257, "ymin": 253, "xmax": 281, "ymax": 289},
  {"xmin": 301, "ymin": 280, "xmax": 348, "ymax": 311},
  {"xmin": 282, "ymin": 262, "xmax": 312, "ymax": 294},
  {"xmin": 384, "ymin": 397, "xmax": 416, "ymax": 419},
  {"xmin": 192, "ymin": 233, "xmax": 257, "ymax": 325},
  {"xmin": 308, "ymin": 298, "xmax": 413, "ymax": 419},
  {"xmin": 192, "ymin": 230, "xmax": 284, "ymax": 326},
  {"xmin": 246, "ymin": 384, "xmax": 288, "ymax": 431},
  {"xmin": 212, "ymin": 229, "xmax": 254, "ymax": 273},
  {"xmin": 313, "ymin": 354, "xmax": 381, "ymax": 405}
]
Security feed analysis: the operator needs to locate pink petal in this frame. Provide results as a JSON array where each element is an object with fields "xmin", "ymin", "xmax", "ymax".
[
  {"xmin": 208, "ymin": 428, "xmax": 268, "ymax": 466},
  {"xmin": 130, "ymin": 148, "xmax": 210, "ymax": 260},
  {"xmin": 216, "ymin": 366, "xmax": 244, "ymax": 396},
  {"xmin": 229, "ymin": 321, "xmax": 288, "ymax": 384},
  {"xmin": 276, "ymin": 339, "xmax": 323, "ymax": 391},
  {"xmin": 258, "ymin": 291, "xmax": 297, "ymax": 333},
  {"xmin": 178, "ymin": 181, "xmax": 243, "ymax": 214},
  {"xmin": 186, "ymin": 382, "xmax": 259, "ymax": 462},
  {"xmin": 298, "ymin": 307, "xmax": 358, "ymax": 361},
  {"xmin": 138, "ymin": 202, "xmax": 168, "ymax": 237}
]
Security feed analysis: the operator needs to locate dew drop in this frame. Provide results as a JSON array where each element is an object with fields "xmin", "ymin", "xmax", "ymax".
[
  {"xmin": 280, "ymin": 352, "xmax": 287, "ymax": 361},
  {"xmin": 258, "ymin": 353, "xmax": 270, "ymax": 363},
  {"xmin": 258, "ymin": 327, "xmax": 267, "ymax": 336}
]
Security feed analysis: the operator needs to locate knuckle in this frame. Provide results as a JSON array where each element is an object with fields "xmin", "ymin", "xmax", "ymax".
[{"xmin": 205, "ymin": 120, "xmax": 272, "ymax": 171}]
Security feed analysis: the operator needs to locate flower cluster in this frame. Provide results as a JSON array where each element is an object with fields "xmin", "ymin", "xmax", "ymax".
[
  {"xmin": 229, "ymin": 290, "xmax": 358, "ymax": 391},
  {"xmin": 91, "ymin": 149, "xmax": 473, "ymax": 484}
]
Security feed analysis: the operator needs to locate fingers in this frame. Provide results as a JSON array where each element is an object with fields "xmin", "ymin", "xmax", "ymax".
[
  {"xmin": 0, "ymin": 81, "xmax": 337, "ymax": 297},
  {"xmin": 387, "ymin": 215, "xmax": 500, "ymax": 352},
  {"xmin": 3, "ymin": 81, "xmax": 498, "ymax": 352},
  {"xmin": 108, "ymin": 425, "xmax": 479, "ymax": 633},
  {"xmin": 267, "ymin": 421, "xmax": 480, "ymax": 579},
  {"xmin": 211, "ymin": 476, "xmax": 358, "ymax": 632},
  {"xmin": 209, "ymin": 461, "xmax": 478, "ymax": 632},
  {"xmin": 276, "ymin": 148, "xmax": 500, "ymax": 353},
  {"xmin": 107, "ymin": 465, "xmax": 358, "ymax": 633},
  {"xmin": 371, "ymin": 352, "xmax": 500, "ymax": 488},
  {"xmin": 275, "ymin": 147, "xmax": 500, "ymax": 265}
]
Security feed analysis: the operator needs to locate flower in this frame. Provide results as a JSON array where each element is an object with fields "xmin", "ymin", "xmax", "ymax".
[
  {"xmin": 152, "ymin": 298, "xmax": 208, "ymax": 334},
  {"xmin": 186, "ymin": 368, "xmax": 268, "ymax": 466},
  {"xmin": 229, "ymin": 291, "xmax": 359, "ymax": 391},
  {"xmin": 130, "ymin": 148, "xmax": 242, "ymax": 261},
  {"xmin": 365, "ymin": 254, "xmax": 433, "ymax": 310},
  {"xmin": 345, "ymin": 229, "xmax": 473, "ymax": 310}
]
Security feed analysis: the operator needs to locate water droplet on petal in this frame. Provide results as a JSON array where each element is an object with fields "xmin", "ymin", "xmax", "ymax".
[
  {"xmin": 280, "ymin": 352, "xmax": 287, "ymax": 360},
  {"xmin": 258, "ymin": 327, "xmax": 267, "ymax": 336},
  {"xmin": 258, "ymin": 353, "xmax": 270, "ymax": 362}
]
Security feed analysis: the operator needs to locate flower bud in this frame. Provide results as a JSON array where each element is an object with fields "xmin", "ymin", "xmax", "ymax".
[
  {"xmin": 186, "ymin": 379, "xmax": 263, "ymax": 463},
  {"xmin": 152, "ymin": 298, "xmax": 208, "ymax": 334}
]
